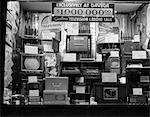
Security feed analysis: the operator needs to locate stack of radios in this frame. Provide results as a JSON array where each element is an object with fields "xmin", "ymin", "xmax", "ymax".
[
  {"xmin": 28, "ymin": 76, "xmax": 41, "ymax": 105},
  {"xmin": 43, "ymin": 77, "xmax": 68, "ymax": 104}
]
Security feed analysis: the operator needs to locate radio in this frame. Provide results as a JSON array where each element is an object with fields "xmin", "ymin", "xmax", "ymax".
[
  {"xmin": 27, "ymin": 82, "xmax": 40, "ymax": 90},
  {"xmin": 66, "ymin": 35, "xmax": 91, "ymax": 53},
  {"xmin": 110, "ymin": 57, "xmax": 120, "ymax": 68},
  {"xmin": 11, "ymin": 94, "xmax": 25, "ymax": 105},
  {"xmin": 129, "ymin": 95, "xmax": 147, "ymax": 104},
  {"xmin": 43, "ymin": 90, "xmax": 68, "ymax": 105},
  {"xmin": 83, "ymin": 69, "xmax": 100, "ymax": 75},
  {"xmin": 28, "ymin": 96, "xmax": 41, "ymax": 102},
  {"xmin": 94, "ymin": 83, "xmax": 127, "ymax": 103},
  {"xmin": 140, "ymin": 76, "xmax": 150, "ymax": 83}
]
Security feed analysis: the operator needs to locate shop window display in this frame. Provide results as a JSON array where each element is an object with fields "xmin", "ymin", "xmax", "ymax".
[{"xmin": 2, "ymin": 1, "xmax": 150, "ymax": 107}]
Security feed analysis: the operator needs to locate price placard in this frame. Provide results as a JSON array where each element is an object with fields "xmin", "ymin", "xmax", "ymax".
[{"xmin": 52, "ymin": 2, "xmax": 115, "ymax": 22}]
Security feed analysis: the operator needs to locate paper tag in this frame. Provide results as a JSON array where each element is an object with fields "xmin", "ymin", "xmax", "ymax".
[
  {"xmin": 96, "ymin": 54, "xmax": 102, "ymax": 62},
  {"xmin": 42, "ymin": 31, "xmax": 55, "ymax": 40},
  {"xmin": 110, "ymin": 51, "xmax": 119, "ymax": 57},
  {"xmin": 102, "ymin": 73, "xmax": 117, "ymax": 83},
  {"xmin": 132, "ymin": 51, "xmax": 147, "ymax": 59},
  {"xmin": 43, "ymin": 44, "xmax": 53, "ymax": 52},
  {"xmin": 16, "ymin": 100, "xmax": 20, "ymax": 105},
  {"xmin": 25, "ymin": 45, "xmax": 38, "ymax": 54},
  {"xmin": 63, "ymin": 53, "xmax": 76, "ymax": 61},
  {"xmin": 133, "ymin": 88, "xmax": 142, "ymax": 95},
  {"xmin": 29, "ymin": 90, "xmax": 39, "ymax": 96},
  {"xmin": 28, "ymin": 76, "xmax": 38, "ymax": 83},
  {"xmin": 133, "ymin": 35, "xmax": 140, "ymax": 42}
]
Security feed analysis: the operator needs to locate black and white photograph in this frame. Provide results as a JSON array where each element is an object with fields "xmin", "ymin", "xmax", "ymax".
[{"xmin": 0, "ymin": 0, "xmax": 150, "ymax": 117}]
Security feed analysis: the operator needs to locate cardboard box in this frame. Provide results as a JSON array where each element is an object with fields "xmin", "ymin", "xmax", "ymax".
[{"xmin": 45, "ymin": 77, "xmax": 68, "ymax": 90}]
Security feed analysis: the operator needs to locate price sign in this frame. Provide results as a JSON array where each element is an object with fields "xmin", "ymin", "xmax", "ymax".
[{"xmin": 52, "ymin": 2, "xmax": 115, "ymax": 22}]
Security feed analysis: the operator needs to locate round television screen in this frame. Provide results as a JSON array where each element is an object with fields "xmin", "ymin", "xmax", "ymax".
[{"xmin": 24, "ymin": 57, "xmax": 40, "ymax": 70}]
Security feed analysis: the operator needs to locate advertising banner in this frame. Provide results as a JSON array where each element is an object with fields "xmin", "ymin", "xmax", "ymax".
[{"xmin": 52, "ymin": 2, "xmax": 115, "ymax": 22}]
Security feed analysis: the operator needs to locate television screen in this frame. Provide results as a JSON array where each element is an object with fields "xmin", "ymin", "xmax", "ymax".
[
  {"xmin": 21, "ymin": 54, "xmax": 44, "ymax": 72},
  {"xmin": 66, "ymin": 35, "xmax": 91, "ymax": 53},
  {"xmin": 94, "ymin": 83, "xmax": 127, "ymax": 103},
  {"xmin": 103, "ymin": 87, "xmax": 118, "ymax": 100}
]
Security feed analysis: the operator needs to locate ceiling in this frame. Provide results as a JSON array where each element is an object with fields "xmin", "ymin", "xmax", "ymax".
[{"xmin": 20, "ymin": 1, "xmax": 146, "ymax": 13}]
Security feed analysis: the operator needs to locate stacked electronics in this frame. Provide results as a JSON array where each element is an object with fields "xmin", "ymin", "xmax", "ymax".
[
  {"xmin": 127, "ymin": 51, "xmax": 149, "ymax": 105},
  {"xmin": 94, "ymin": 72, "xmax": 127, "ymax": 104},
  {"xmin": 21, "ymin": 37, "xmax": 44, "ymax": 105},
  {"xmin": 103, "ymin": 48, "xmax": 121, "ymax": 74},
  {"xmin": 121, "ymin": 41, "xmax": 141, "ymax": 73},
  {"xmin": 27, "ymin": 76, "xmax": 41, "ymax": 105},
  {"xmin": 70, "ymin": 76, "xmax": 90, "ymax": 105},
  {"xmin": 43, "ymin": 77, "xmax": 69, "ymax": 104}
]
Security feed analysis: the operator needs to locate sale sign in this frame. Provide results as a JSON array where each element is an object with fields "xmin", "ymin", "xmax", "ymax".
[{"xmin": 52, "ymin": 2, "xmax": 115, "ymax": 22}]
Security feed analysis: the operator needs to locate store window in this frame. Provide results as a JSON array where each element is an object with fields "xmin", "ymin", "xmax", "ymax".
[{"xmin": 3, "ymin": 0, "xmax": 150, "ymax": 106}]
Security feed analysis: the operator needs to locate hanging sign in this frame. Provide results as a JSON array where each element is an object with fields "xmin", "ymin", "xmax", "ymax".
[{"xmin": 52, "ymin": 2, "xmax": 115, "ymax": 22}]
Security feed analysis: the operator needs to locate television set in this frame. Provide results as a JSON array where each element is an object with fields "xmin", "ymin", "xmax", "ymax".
[
  {"xmin": 94, "ymin": 83, "xmax": 127, "ymax": 103},
  {"xmin": 66, "ymin": 35, "xmax": 91, "ymax": 53},
  {"xmin": 21, "ymin": 54, "xmax": 44, "ymax": 72},
  {"xmin": 103, "ymin": 87, "xmax": 118, "ymax": 100}
]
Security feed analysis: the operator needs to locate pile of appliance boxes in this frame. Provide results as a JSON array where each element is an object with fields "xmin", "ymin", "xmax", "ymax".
[
  {"xmin": 43, "ymin": 77, "xmax": 69, "ymax": 104},
  {"xmin": 27, "ymin": 76, "xmax": 41, "ymax": 105}
]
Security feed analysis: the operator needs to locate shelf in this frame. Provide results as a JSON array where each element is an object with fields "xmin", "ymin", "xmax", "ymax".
[
  {"xmin": 20, "ymin": 53, "xmax": 44, "ymax": 56},
  {"xmin": 69, "ymin": 93, "xmax": 91, "ymax": 95},
  {"xmin": 61, "ymin": 61, "xmax": 104, "ymax": 63},
  {"xmin": 20, "ymin": 72, "xmax": 44, "ymax": 75},
  {"xmin": 126, "ymin": 67, "xmax": 150, "ymax": 69},
  {"xmin": 73, "ymin": 83, "xmax": 86, "ymax": 86},
  {"xmin": 22, "ymin": 79, "xmax": 43, "ymax": 82},
  {"xmin": 83, "ymin": 74, "xmax": 100, "ymax": 76},
  {"xmin": 22, "ymin": 36, "xmax": 53, "ymax": 41},
  {"xmin": 23, "ymin": 35, "xmax": 39, "ymax": 39}
]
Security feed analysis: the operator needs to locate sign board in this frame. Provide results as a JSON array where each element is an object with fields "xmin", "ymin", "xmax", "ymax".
[{"xmin": 52, "ymin": 2, "xmax": 115, "ymax": 22}]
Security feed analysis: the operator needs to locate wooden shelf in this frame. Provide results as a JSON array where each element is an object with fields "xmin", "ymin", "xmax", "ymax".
[
  {"xmin": 69, "ymin": 93, "xmax": 91, "ymax": 95},
  {"xmin": 61, "ymin": 61, "xmax": 104, "ymax": 63},
  {"xmin": 20, "ymin": 53, "xmax": 44, "ymax": 56},
  {"xmin": 126, "ymin": 67, "xmax": 150, "ymax": 69}
]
